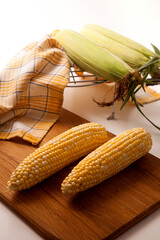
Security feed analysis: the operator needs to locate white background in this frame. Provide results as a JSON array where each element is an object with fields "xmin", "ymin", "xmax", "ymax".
[{"xmin": 0, "ymin": 0, "xmax": 160, "ymax": 240}]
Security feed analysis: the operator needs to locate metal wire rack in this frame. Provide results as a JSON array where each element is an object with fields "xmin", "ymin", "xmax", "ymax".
[
  {"xmin": 67, "ymin": 67, "xmax": 116, "ymax": 120},
  {"xmin": 67, "ymin": 67, "xmax": 109, "ymax": 87}
]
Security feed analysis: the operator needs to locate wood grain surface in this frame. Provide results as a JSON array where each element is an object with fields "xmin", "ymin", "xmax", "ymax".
[{"xmin": 0, "ymin": 108, "xmax": 160, "ymax": 240}]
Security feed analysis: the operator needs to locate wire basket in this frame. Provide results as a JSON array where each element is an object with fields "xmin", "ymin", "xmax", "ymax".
[{"xmin": 67, "ymin": 67, "xmax": 109, "ymax": 87}]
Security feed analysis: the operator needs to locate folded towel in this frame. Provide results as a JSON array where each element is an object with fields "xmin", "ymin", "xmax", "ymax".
[{"xmin": 0, "ymin": 33, "xmax": 71, "ymax": 145}]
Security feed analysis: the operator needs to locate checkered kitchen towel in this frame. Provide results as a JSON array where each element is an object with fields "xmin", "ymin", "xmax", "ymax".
[
  {"xmin": 135, "ymin": 85, "xmax": 160, "ymax": 105},
  {"xmin": 0, "ymin": 32, "xmax": 71, "ymax": 145}
]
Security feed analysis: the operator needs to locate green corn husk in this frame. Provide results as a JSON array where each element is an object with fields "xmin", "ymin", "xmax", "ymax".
[
  {"xmin": 55, "ymin": 29, "xmax": 160, "ymax": 130},
  {"xmin": 55, "ymin": 29, "xmax": 133, "ymax": 82},
  {"xmin": 81, "ymin": 26, "xmax": 149, "ymax": 68},
  {"xmin": 83, "ymin": 24, "xmax": 155, "ymax": 59}
]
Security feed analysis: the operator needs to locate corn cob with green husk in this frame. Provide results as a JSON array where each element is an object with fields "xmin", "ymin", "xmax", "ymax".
[
  {"xmin": 55, "ymin": 29, "xmax": 134, "ymax": 82},
  {"xmin": 7, "ymin": 122, "xmax": 108, "ymax": 191},
  {"xmin": 61, "ymin": 128, "xmax": 152, "ymax": 196},
  {"xmin": 81, "ymin": 24, "xmax": 155, "ymax": 58},
  {"xmin": 80, "ymin": 24, "xmax": 160, "ymax": 78},
  {"xmin": 54, "ymin": 29, "xmax": 160, "ymax": 130},
  {"xmin": 80, "ymin": 25, "xmax": 151, "ymax": 68}
]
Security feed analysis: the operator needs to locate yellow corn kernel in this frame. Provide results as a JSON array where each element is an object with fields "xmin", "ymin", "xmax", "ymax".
[
  {"xmin": 7, "ymin": 122, "xmax": 108, "ymax": 191},
  {"xmin": 61, "ymin": 128, "xmax": 152, "ymax": 195}
]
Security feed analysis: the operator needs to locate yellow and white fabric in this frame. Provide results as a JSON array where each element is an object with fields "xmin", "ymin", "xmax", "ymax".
[
  {"xmin": 135, "ymin": 85, "xmax": 160, "ymax": 105},
  {"xmin": 0, "ymin": 33, "xmax": 71, "ymax": 145}
]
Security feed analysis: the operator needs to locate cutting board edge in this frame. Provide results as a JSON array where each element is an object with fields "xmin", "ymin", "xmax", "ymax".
[
  {"xmin": 0, "ymin": 193, "xmax": 57, "ymax": 240},
  {"xmin": 1, "ymin": 192, "xmax": 160, "ymax": 240},
  {"xmin": 105, "ymin": 200, "xmax": 160, "ymax": 240}
]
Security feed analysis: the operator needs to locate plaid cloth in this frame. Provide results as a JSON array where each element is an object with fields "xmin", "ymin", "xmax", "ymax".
[
  {"xmin": 0, "ymin": 33, "xmax": 71, "ymax": 145},
  {"xmin": 135, "ymin": 86, "xmax": 160, "ymax": 105}
]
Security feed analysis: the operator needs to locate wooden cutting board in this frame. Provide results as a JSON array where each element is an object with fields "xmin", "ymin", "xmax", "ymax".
[{"xmin": 0, "ymin": 108, "xmax": 160, "ymax": 240}]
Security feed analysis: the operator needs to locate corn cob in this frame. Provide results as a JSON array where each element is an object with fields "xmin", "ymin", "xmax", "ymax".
[
  {"xmin": 61, "ymin": 128, "xmax": 152, "ymax": 195},
  {"xmin": 55, "ymin": 29, "xmax": 133, "ymax": 82},
  {"xmin": 7, "ymin": 122, "xmax": 108, "ymax": 191},
  {"xmin": 82, "ymin": 24, "xmax": 155, "ymax": 59},
  {"xmin": 81, "ymin": 26, "xmax": 149, "ymax": 68},
  {"xmin": 55, "ymin": 29, "xmax": 159, "ymax": 130}
]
